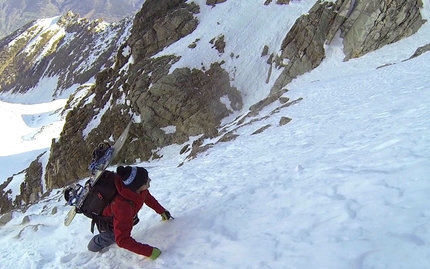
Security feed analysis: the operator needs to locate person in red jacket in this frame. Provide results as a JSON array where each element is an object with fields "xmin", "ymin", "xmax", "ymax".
[{"xmin": 87, "ymin": 166, "xmax": 173, "ymax": 260}]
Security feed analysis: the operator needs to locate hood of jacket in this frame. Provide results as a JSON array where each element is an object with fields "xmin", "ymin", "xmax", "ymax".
[{"xmin": 113, "ymin": 175, "xmax": 148, "ymax": 203}]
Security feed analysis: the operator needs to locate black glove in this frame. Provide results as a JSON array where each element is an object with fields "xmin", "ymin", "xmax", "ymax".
[{"xmin": 160, "ymin": 210, "xmax": 173, "ymax": 221}]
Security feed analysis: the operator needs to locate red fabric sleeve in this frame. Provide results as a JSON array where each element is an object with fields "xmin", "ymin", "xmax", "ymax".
[
  {"xmin": 111, "ymin": 199, "xmax": 154, "ymax": 257},
  {"xmin": 142, "ymin": 190, "xmax": 165, "ymax": 214}
]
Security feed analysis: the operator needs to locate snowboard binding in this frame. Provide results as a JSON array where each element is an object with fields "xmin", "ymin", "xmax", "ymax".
[{"xmin": 64, "ymin": 184, "xmax": 85, "ymax": 206}]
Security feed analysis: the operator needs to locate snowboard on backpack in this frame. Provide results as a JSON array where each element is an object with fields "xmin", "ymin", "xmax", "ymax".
[{"xmin": 63, "ymin": 121, "xmax": 132, "ymax": 226}]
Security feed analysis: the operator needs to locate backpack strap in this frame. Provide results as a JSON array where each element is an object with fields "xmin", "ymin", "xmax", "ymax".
[
  {"xmin": 90, "ymin": 215, "xmax": 114, "ymax": 234},
  {"xmin": 90, "ymin": 219, "xmax": 97, "ymax": 234}
]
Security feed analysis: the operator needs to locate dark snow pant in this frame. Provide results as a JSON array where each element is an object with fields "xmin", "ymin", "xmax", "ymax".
[{"xmin": 87, "ymin": 231, "xmax": 116, "ymax": 252}]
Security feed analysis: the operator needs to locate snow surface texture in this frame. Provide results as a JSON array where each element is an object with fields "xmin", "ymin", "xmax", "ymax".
[{"xmin": 1, "ymin": 0, "xmax": 430, "ymax": 268}]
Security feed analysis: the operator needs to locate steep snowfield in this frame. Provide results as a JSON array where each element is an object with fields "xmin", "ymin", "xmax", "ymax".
[{"xmin": 1, "ymin": 1, "xmax": 430, "ymax": 269}]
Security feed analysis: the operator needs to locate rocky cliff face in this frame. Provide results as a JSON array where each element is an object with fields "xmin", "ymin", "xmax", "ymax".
[
  {"xmin": 0, "ymin": 0, "xmax": 427, "ymax": 213},
  {"xmin": 0, "ymin": 0, "xmax": 144, "ymax": 39},
  {"xmin": 271, "ymin": 0, "xmax": 425, "ymax": 92},
  {"xmin": 46, "ymin": 0, "xmax": 243, "ymax": 189}
]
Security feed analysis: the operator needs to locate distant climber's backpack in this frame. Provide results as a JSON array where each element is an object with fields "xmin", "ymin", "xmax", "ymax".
[{"xmin": 77, "ymin": 170, "xmax": 118, "ymax": 233}]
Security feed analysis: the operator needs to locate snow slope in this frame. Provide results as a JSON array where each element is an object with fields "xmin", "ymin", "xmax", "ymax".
[{"xmin": 1, "ymin": 1, "xmax": 430, "ymax": 269}]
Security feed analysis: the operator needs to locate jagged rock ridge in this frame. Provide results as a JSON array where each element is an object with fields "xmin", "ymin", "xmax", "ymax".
[
  {"xmin": 0, "ymin": 0, "xmax": 145, "ymax": 39},
  {"xmin": 46, "ymin": 0, "xmax": 244, "ymax": 190},
  {"xmin": 0, "ymin": 11, "xmax": 133, "ymax": 97}
]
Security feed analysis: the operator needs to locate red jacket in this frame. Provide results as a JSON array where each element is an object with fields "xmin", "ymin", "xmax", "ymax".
[{"xmin": 102, "ymin": 175, "xmax": 165, "ymax": 257}]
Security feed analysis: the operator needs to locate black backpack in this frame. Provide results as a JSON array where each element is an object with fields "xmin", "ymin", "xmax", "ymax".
[
  {"xmin": 77, "ymin": 170, "xmax": 118, "ymax": 233},
  {"xmin": 72, "ymin": 170, "xmax": 139, "ymax": 233}
]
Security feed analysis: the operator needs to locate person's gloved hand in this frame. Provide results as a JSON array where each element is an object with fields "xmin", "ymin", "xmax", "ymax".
[
  {"xmin": 150, "ymin": 247, "xmax": 161, "ymax": 260},
  {"xmin": 161, "ymin": 210, "xmax": 173, "ymax": 221}
]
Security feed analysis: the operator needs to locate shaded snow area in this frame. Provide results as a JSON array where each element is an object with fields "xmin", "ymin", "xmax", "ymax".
[
  {"xmin": 0, "ymin": 99, "xmax": 66, "ymax": 157},
  {"xmin": 0, "ymin": 1, "xmax": 430, "ymax": 269}
]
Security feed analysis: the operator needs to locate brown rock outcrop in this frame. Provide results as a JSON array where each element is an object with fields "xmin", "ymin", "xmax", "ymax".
[
  {"xmin": 46, "ymin": 0, "xmax": 243, "ymax": 188},
  {"xmin": 272, "ymin": 0, "xmax": 425, "ymax": 92}
]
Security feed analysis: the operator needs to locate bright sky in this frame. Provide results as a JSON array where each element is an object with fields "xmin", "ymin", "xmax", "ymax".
[{"xmin": 1, "ymin": 0, "xmax": 430, "ymax": 269}]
